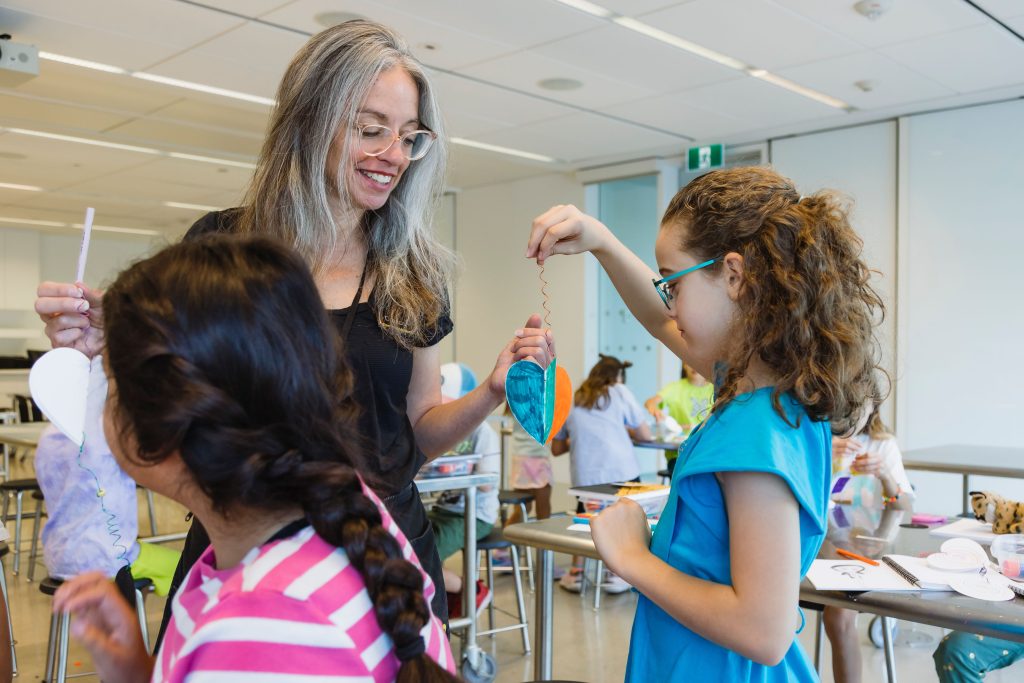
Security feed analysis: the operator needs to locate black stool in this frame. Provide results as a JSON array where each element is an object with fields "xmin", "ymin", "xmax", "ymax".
[
  {"xmin": 0, "ymin": 478, "xmax": 41, "ymax": 574},
  {"xmin": 477, "ymin": 528, "xmax": 530, "ymax": 653},
  {"xmin": 0, "ymin": 543, "xmax": 17, "ymax": 677},
  {"xmin": 498, "ymin": 489, "xmax": 536, "ymax": 590},
  {"xmin": 41, "ymin": 575, "xmax": 154, "ymax": 682},
  {"xmin": 657, "ymin": 468, "xmax": 671, "ymax": 485}
]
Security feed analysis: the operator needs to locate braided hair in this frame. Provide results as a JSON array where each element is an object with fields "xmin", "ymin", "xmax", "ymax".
[{"xmin": 103, "ymin": 235, "xmax": 458, "ymax": 682}]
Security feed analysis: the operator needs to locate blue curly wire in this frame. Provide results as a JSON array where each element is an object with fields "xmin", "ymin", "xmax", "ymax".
[{"xmin": 76, "ymin": 438, "xmax": 130, "ymax": 565}]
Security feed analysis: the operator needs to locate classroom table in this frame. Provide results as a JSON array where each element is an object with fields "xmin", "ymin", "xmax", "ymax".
[
  {"xmin": 631, "ymin": 438, "xmax": 685, "ymax": 451},
  {"xmin": 505, "ymin": 502, "xmax": 1024, "ymax": 682},
  {"xmin": 415, "ymin": 471, "xmax": 499, "ymax": 678},
  {"xmin": 902, "ymin": 445, "xmax": 1024, "ymax": 515},
  {"xmin": 0, "ymin": 422, "xmax": 47, "ymax": 482}
]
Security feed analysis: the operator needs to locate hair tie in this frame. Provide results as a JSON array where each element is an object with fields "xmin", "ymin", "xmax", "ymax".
[{"xmin": 394, "ymin": 635, "xmax": 426, "ymax": 662}]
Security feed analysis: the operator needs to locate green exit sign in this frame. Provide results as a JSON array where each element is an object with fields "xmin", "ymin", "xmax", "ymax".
[{"xmin": 687, "ymin": 144, "xmax": 724, "ymax": 172}]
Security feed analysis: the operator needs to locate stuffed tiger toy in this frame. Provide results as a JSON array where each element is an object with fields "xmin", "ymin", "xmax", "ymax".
[{"xmin": 970, "ymin": 490, "xmax": 1024, "ymax": 534}]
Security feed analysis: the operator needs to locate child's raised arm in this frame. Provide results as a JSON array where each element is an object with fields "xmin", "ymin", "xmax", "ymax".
[
  {"xmin": 591, "ymin": 471, "xmax": 802, "ymax": 666},
  {"xmin": 527, "ymin": 204, "xmax": 686, "ymax": 359}
]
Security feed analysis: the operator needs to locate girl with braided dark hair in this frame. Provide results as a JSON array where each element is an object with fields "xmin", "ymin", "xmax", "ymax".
[
  {"xmin": 528, "ymin": 166, "xmax": 885, "ymax": 681},
  {"xmin": 53, "ymin": 235, "xmax": 458, "ymax": 682}
]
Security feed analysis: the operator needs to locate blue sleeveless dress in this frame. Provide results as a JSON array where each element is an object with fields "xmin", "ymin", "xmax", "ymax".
[{"xmin": 625, "ymin": 388, "xmax": 830, "ymax": 682}]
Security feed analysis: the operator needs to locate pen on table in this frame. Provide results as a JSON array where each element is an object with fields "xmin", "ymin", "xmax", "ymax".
[{"xmin": 836, "ymin": 548, "xmax": 880, "ymax": 566}]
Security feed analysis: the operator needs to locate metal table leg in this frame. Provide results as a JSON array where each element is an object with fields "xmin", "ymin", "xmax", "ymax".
[
  {"xmin": 881, "ymin": 615, "xmax": 898, "ymax": 683},
  {"xmin": 462, "ymin": 485, "xmax": 481, "ymax": 670},
  {"xmin": 962, "ymin": 474, "xmax": 970, "ymax": 516},
  {"xmin": 535, "ymin": 548, "xmax": 554, "ymax": 680}
]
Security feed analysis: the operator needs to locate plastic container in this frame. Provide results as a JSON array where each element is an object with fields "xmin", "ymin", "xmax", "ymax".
[
  {"xmin": 417, "ymin": 453, "xmax": 481, "ymax": 479},
  {"xmin": 991, "ymin": 534, "xmax": 1024, "ymax": 579}
]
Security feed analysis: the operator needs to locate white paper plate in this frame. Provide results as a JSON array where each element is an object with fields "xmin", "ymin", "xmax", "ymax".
[{"xmin": 949, "ymin": 574, "xmax": 1015, "ymax": 602}]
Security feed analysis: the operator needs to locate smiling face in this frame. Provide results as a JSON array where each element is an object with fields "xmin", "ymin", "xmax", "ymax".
[
  {"xmin": 328, "ymin": 66, "xmax": 420, "ymax": 213},
  {"xmin": 655, "ymin": 220, "xmax": 739, "ymax": 380}
]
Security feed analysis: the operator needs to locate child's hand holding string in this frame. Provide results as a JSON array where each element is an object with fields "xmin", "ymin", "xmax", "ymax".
[
  {"xmin": 34, "ymin": 281, "xmax": 106, "ymax": 359},
  {"xmin": 590, "ymin": 498, "xmax": 652, "ymax": 583},
  {"xmin": 53, "ymin": 572, "xmax": 153, "ymax": 683},
  {"xmin": 527, "ymin": 204, "xmax": 612, "ymax": 264}
]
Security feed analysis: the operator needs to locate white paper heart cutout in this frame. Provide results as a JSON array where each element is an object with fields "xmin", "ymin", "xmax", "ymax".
[{"xmin": 29, "ymin": 347, "xmax": 90, "ymax": 446}]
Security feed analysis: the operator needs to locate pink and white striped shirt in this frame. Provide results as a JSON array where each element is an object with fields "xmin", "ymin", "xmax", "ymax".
[{"xmin": 153, "ymin": 483, "xmax": 454, "ymax": 682}]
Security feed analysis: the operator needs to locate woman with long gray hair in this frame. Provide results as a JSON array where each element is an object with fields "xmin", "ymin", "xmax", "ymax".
[{"xmin": 35, "ymin": 19, "xmax": 552, "ymax": 638}]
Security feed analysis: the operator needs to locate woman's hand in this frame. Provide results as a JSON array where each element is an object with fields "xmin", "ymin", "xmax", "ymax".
[
  {"xmin": 53, "ymin": 572, "xmax": 153, "ymax": 683},
  {"xmin": 526, "ymin": 204, "xmax": 612, "ymax": 264},
  {"xmin": 590, "ymin": 498, "xmax": 651, "ymax": 583},
  {"xmin": 486, "ymin": 313, "xmax": 556, "ymax": 397},
  {"xmin": 34, "ymin": 281, "xmax": 105, "ymax": 359}
]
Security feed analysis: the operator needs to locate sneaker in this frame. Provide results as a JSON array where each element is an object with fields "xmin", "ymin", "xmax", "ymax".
[
  {"xmin": 448, "ymin": 581, "xmax": 492, "ymax": 620},
  {"xmin": 601, "ymin": 572, "xmax": 631, "ymax": 594},
  {"xmin": 558, "ymin": 568, "xmax": 582, "ymax": 593},
  {"xmin": 490, "ymin": 548, "xmax": 512, "ymax": 568}
]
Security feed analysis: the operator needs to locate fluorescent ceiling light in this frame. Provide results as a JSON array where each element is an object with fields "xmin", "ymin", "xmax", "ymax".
[
  {"xmin": 612, "ymin": 17, "xmax": 749, "ymax": 71},
  {"xmin": 39, "ymin": 52, "xmax": 274, "ymax": 106},
  {"xmin": 451, "ymin": 138, "xmax": 556, "ymax": 163},
  {"xmin": 132, "ymin": 73, "xmax": 276, "ymax": 106},
  {"xmin": 167, "ymin": 152, "xmax": 256, "ymax": 169},
  {"xmin": 748, "ymin": 69, "xmax": 853, "ymax": 111},
  {"xmin": 0, "ymin": 216, "xmax": 65, "ymax": 227},
  {"xmin": 2, "ymin": 127, "xmax": 256, "ymax": 168},
  {"xmin": 551, "ymin": 0, "xmax": 614, "ymax": 18},
  {"xmin": 38, "ymin": 51, "xmax": 128, "ymax": 75},
  {"xmin": 0, "ymin": 182, "xmax": 43, "ymax": 192},
  {"xmin": 6, "ymin": 128, "xmax": 160, "ymax": 154},
  {"xmin": 72, "ymin": 223, "xmax": 161, "ymax": 236},
  {"xmin": 163, "ymin": 201, "xmax": 221, "ymax": 212}
]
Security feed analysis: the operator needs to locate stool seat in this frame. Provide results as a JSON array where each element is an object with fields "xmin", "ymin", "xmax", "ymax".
[
  {"xmin": 656, "ymin": 468, "xmax": 670, "ymax": 478},
  {"xmin": 0, "ymin": 478, "xmax": 40, "ymax": 492},
  {"xmin": 135, "ymin": 577, "xmax": 153, "ymax": 590},
  {"xmin": 476, "ymin": 528, "xmax": 512, "ymax": 551},
  {"xmin": 498, "ymin": 489, "xmax": 535, "ymax": 505},
  {"xmin": 32, "ymin": 489, "xmax": 44, "ymax": 501},
  {"xmin": 0, "ymin": 542, "xmax": 7, "ymax": 558}
]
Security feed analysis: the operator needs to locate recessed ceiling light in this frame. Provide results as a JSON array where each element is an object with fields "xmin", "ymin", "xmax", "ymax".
[
  {"xmin": 418, "ymin": 43, "xmax": 441, "ymax": 52},
  {"xmin": 315, "ymin": 11, "xmax": 366, "ymax": 28},
  {"xmin": 538, "ymin": 77, "xmax": 584, "ymax": 91}
]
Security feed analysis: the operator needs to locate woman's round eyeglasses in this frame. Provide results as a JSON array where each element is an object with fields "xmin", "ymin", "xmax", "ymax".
[{"xmin": 356, "ymin": 124, "xmax": 437, "ymax": 161}]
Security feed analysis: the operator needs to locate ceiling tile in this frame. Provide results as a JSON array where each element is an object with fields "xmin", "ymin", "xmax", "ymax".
[
  {"xmin": 776, "ymin": 51, "xmax": 956, "ymax": 110},
  {"xmin": 533, "ymin": 23, "xmax": 743, "ymax": 92},
  {"xmin": 12, "ymin": 62, "xmax": 183, "ymax": 115},
  {"xmin": 460, "ymin": 50, "xmax": 654, "ymax": 109},
  {"xmin": 259, "ymin": 0, "xmax": 523, "ymax": 70},
  {"xmin": 145, "ymin": 51, "xmax": 280, "ymax": 99},
  {"xmin": 641, "ymin": 0, "xmax": 862, "ymax": 70},
  {"xmin": 598, "ymin": 94, "xmax": 747, "ymax": 139},
  {"xmin": 191, "ymin": 0, "xmax": 296, "ymax": 16},
  {"xmin": 100, "ymin": 118, "xmax": 262, "ymax": 158},
  {"xmin": 608, "ymin": 1, "xmax": 695, "ymax": 16},
  {"xmin": 146, "ymin": 99, "xmax": 270, "ymax": 138},
  {"xmin": 0, "ymin": 3, "xmax": 244, "ymax": 69},
  {"xmin": 771, "ymin": 0, "xmax": 987, "ymax": 48},
  {"xmin": 447, "ymin": 145, "xmax": 559, "ymax": 190},
  {"xmin": 0, "ymin": 93, "xmax": 132, "ymax": 132},
  {"xmin": 475, "ymin": 112, "xmax": 686, "ymax": 163},
  {"xmin": 429, "ymin": 72, "xmax": 576, "ymax": 129},
  {"xmin": 880, "ymin": 24, "xmax": 1024, "ymax": 93},
  {"xmin": 681, "ymin": 76, "xmax": 843, "ymax": 129}
]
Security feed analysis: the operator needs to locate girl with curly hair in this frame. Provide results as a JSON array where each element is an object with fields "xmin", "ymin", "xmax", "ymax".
[
  {"xmin": 53, "ymin": 236, "xmax": 457, "ymax": 682},
  {"xmin": 528, "ymin": 166, "xmax": 884, "ymax": 681}
]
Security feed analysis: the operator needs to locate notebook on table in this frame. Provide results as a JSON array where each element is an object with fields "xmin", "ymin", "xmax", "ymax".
[
  {"xmin": 807, "ymin": 554, "xmax": 962, "ymax": 592},
  {"xmin": 928, "ymin": 518, "xmax": 998, "ymax": 545}
]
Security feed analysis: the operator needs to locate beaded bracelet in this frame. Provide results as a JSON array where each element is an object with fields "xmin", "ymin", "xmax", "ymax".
[{"xmin": 882, "ymin": 488, "xmax": 902, "ymax": 506}]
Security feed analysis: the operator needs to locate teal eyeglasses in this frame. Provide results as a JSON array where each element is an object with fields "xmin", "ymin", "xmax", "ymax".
[{"xmin": 652, "ymin": 258, "xmax": 718, "ymax": 309}]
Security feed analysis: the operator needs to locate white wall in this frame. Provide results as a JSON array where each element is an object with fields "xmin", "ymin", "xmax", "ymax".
[
  {"xmin": 453, "ymin": 172, "xmax": 586, "ymax": 494},
  {"xmin": 770, "ymin": 121, "xmax": 898, "ymax": 426},
  {"xmin": 894, "ymin": 99, "xmax": 1024, "ymax": 515}
]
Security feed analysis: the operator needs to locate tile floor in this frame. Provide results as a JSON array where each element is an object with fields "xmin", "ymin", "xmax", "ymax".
[{"xmin": 2, "ymin": 456, "xmax": 1023, "ymax": 682}]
